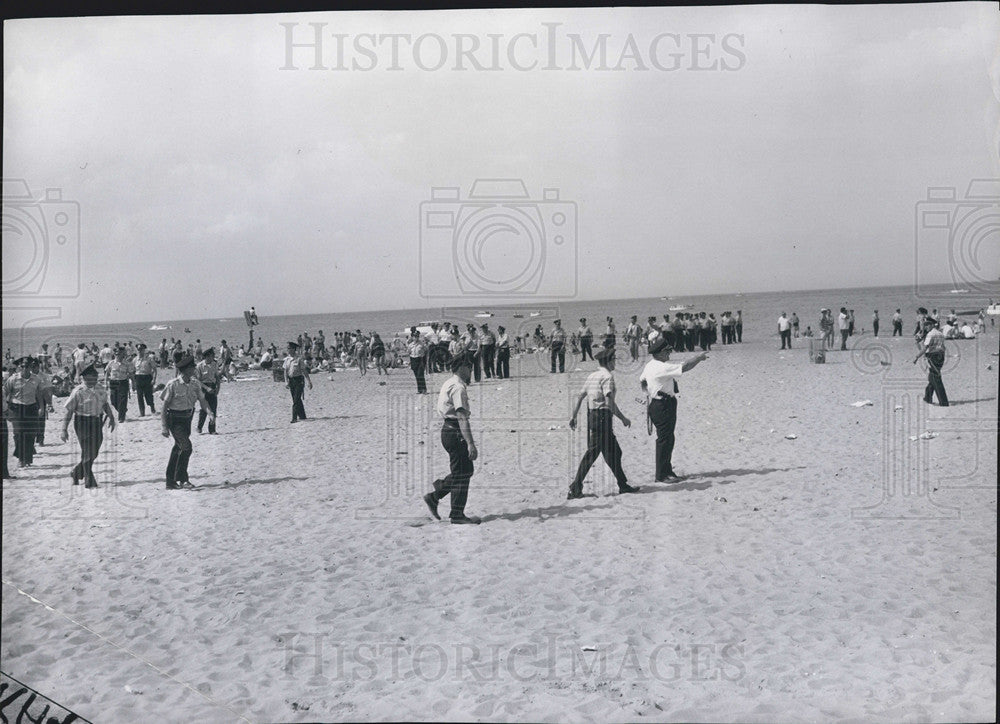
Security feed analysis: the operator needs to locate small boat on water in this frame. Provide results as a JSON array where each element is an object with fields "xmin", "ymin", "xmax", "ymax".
[
  {"xmin": 950, "ymin": 289, "xmax": 970, "ymax": 293},
  {"xmin": 669, "ymin": 304, "xmax": 692, "ymax": 312},
  {"xmin": 529, "ymin": 311, "xmax": 542, "ymax": 317},
  {"xmin": 149, "ymin": 324, "xmax": 170, "ymax": 330},
  {"xmin": 512, "ymin": 314, "xmax": 525, "ymax": 319},
  {"xmin": 474, "ymin": 311, "xmax": 493, "ymax": 318}
]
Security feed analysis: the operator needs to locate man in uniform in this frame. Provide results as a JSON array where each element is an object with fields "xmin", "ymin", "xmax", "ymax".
[
  {"xmin": 3, "ymin": 357, "xmax": 41, "ymax": 468},
  {"xmin": 60, "ymin": 364, "xmax": 116, "ymax": 488},
  {"xmin": 134, "ymin": 344, "xmax": 158, "ymax": 416},
  {"xmin": 892, "ymin": 309, "xmax": 903, "ymax": 336},
  {"xmin": 550, "ymin": 319, "xmax": 567, "ymax": 373},
  {"xmin": 195, "ymin": 347, "xmax": 223, "ymax": 434},
  {"xmin": 604, "ymin": 317, "xmax": 617, "ymax": 350},
  {"xmin": 33, "ymin": 357, "xmax": 54, "ymax": 446},
  {"xmin": 495, "ymin": 325, "xmax": 510, "ymax": 379},
  {"xmin": 567, "ymin": 347, "xmax": 638, "ymax": 498},
  {"xmin": 735, "ymin": 310, "xmax": 743, "ymax": 343},
  {"xmin": 104, "ymin": 346, "xmax": 134, "ymax": 422},
  {"xmin": 407, "ymin": 328, "xmax": 429, "ymax": 393},
  {"xmin": 284, "ymin": 341, "xmax": 313, "ymax": 422},
  {"xmin": 479, "ymin": 324, "xmax": 496, "ymax": 379},
  {"xmin": 625, "ymin": 315, "xmax": 642, "ymax": 361},
  {"xmin": 160, "ymin": 354, "xmax": 214, "ymax": 488},
  {"xmin": 577, "ymin": 318, "xmax": 594, "ymax": 362},
  {"xmin": 423, "ymin": 353, "xmax": 481, "ymax": 524},
  {"xmin": 640, "ymin": 336, "xmax": 709, "ymax": 481},
  {"xmin": 778, "ymin": 312, "xmax": 792, "ymax": 350}
]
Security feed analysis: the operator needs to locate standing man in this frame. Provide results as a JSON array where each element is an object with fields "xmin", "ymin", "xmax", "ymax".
[
  {"xmin": 60, "ymin": 364, "xmax": 116, "ymax": 488},
  {"xmin": 838, "ymin": 307, "xmax": 850, "ymax": 350},
  {"xmin": 407, "ymin": 328, "xmax": 429, "ymax": 394},
  {"xmin": 550, "ymin": 319, "xmax": 567, "ymax": 373},
  {"xmin": 103, "ymin": 346, "xmax": 134, "ymax": 423},
  {"xmin": 914, "ymin": 319, "xmax": 949, "ymax": 407},
  {"xmin": 425, "ymin": 324, "xmax": 441, "ymax": 373},
  {"xmin": 604, "ymin": 317, "xmax": 617, "ymax": 350},
  {"xmin": 160, "ymin": 354, "xmax": 214, "ymax": 489},
  {"xmin": 892, "ymin": 309, "xmax": 903, "ymax": 336},
  {"xmin": 567, "ymin": 348, "xmax": 638, "ymax": 498},
  {"xmin": 495, "ymin": 325, "xmax": 510, "ymax": 379},
  {"xmin": 423, "ymin": 354, "xmax": 481, "ymax": 525},
  {"xmin": 848, "ymin": 309, "xmax": 856, "ymax": 336},
  {"xmin": 872, "ymin": 310, "xmax": 880, "ymax": 337},
  {"xmin": 791, "ymin": 312, "xmax": 800, "ymax": 338},
  {"xmin": 284, "ymin": 341, "xmax": 313, "ymax": 421},
  {"xmin": 778, "ymin": 312, "xmax": 792, "ymax": 350},
  {"xmin": 195, "ymin": 347, "xmax": 222, "ymax": 434},
  {"xmin": 625, "ymin": 315, "xmax": 642, "ymax": 361},
  {"xmin": 34, "ymin": 357, "xmax": 54, "ymax": 447},
  {"xmin": 479, "ymin": 324, "xmax": 496, "ymax": 379},
  {"xmin": 4, "ymin": 357, "xmax": 41, "ymax": 468},
  {"xmin": 577, "ymin": 318, "xmax": 594, "ymax": 362},
  {"xmin": 735, "ymin": 310, "xmax": 744, "ymax": 343},
  {"xmin": 134, "ymin": 344, "xmax": 158, "ymax": 416},
  {"xmin": 72, "ymin": 343, "xmax": 90, "ymax": 382},
  {"xmin": 464, "ymin": 325, "xmax": 482, "ymax": 383},
  {"xmin": 640, "ymin": 337, "xmax": 709, "ymax": 482}
]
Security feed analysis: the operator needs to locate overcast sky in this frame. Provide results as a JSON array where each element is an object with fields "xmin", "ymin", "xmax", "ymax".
[{"xmin": 3, "ymin": 4, "xmax": 999, "ymax": 327}]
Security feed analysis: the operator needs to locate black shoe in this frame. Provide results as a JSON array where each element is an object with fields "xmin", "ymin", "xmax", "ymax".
[
  {"xmin": 423, "ymin": 492, "xmax": 441, "ymax": 520},
  {"xmin": 85, "ymin": 480, "xmax": 98, "ymax": 489},
  {"xmin": 618, "ymin": 484, "xmax": 641, "ymax": 494},
  {"xmin": 290, "ymin": 419, "xmax": 298, "ymax": 424},
  {"xmin": 566, "ymin": 490, "xmax": 584, "ymax": 500},
  {"xmin": 166, "ymin": 482, "xmax": 180, "ymax": 490},
  {"xmin": 71, "ymin": 472, "xmax": 81, "ymax": 486},
  {"xmin": 450, "ymin": 515, "xmax": 481, "ymax": 525}
]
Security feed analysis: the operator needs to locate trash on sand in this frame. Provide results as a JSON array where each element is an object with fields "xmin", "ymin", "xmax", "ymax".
[
  {"xmin": 894, "ymin": 406, "xmax": 904, "ymax": 411},
  {"xmin": 124, "ymin": 685, "xmax": 142, "ymax": 695},
  {"xmin": 919, "ymin": 432, "xmax": 938, "ymax": 440},
  {"xmin": 581, "ymin": 645, "xmax": 598, "ymax": 652},
  {"xmin": 785, "ymin": 434, "xmax": 798, "ymax": 439},
  {"xmin": 851, "ymin": 400, "xmax": 874, "ymax": 407}
]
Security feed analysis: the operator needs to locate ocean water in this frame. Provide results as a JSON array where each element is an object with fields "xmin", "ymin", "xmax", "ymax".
[{"xmin": 2, "ymin": 283, "xmax": 994, "ymax": 360}]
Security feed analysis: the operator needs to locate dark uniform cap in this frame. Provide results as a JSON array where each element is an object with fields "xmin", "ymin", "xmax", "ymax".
[
  {"xmin": 594, "ymin": 347, "xmax": 615, "ymax": 364},
  {"xmin": 449, "ymin": 352, "xmax": 473, "ymax": 372},
  {"xmin": 202, "ymin": 347, "xmax": 215, "ymax": 357},
  {"xmin": 14, "ymin": 356, "xmax": 35, "ymax": 366},
  {"xmin": 648, "ymin": 336, "xmax": 672, "ymax": 355},
  {"xmin": 137, "ymin": 343, "xmax": 147, "ymax": 349},
  {"xmin": 80, "ymin": 364, "xmax": 99, "ymax": 378},
  {"xmin": 176, "ymin": 354, "xmax": 196, "ymax": 371},
  {"xmin": 288, "ymin": 341, "xmax": 300, "ymax": 349}
]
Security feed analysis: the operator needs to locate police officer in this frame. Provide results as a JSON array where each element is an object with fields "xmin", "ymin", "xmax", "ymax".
[
  {"xmin": 407, "ymin": 328, "xmax": 429, "ymax": 393},
  {"xmin": 640, "ymin": 336, "xmax": 708, "ymax": 481},
  {"xmin": 550, "ymin": 319, "xmax": 567, "ymax": 373},
  {"xmin": 567, "ymin": 347, "xmax": 637, "ymax": 498},
  {"xmin": 479, "ymin": 324, "xmax": 496, "ymax": 379},
  {"xmin": 3, "ymin": 357, "xmax": 41, "ymax": 467},
  {"xmin": 104, "ymin": 346, "xmax": 134, "ymax": 422},
  {"xmin": 423, "ymin": 353, "xmax": 481, "ymax": 524},
  {"xmin": 284, "ymin": 341, "xmax": 313, "ymax": 422},
  {"xmin": 196, "ymin": 347, "xmax": 222, "ymax": 434},
  {"xmin": 577, "ymin": 318, "xmax": 594, "ymax": 362},
  {"xmin": 160, "ymin": 354, "xmax": 214, "ymax": 489},
  {"xmin": 134, "ymin": 344, "xmax": 158, "ymax": 416},
  {"xmin": 625, "ymin": 315, "xmax": 642, "ymax": 361},
  {"xmin": 914, "ymin": 318, "xmax": 949, "ymax": 407},
  {"xmin": 60, "ymin": 364, "xmax": 116, "ymax": 488},
  {"xmin": 33, "ymin": 357, "xmax": 54, "ymax": 446},
  {"xmin": 496, "ymin": 325, "xmax": 510, "ymax": 379}
]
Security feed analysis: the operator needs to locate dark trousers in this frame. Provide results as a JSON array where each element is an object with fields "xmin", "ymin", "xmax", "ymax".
[
  {"xmin": 108, "ymin": 379, "xmax": 129, "ymax": 421},
  {"xmin": 570, "ymin": 409, "xmax": 628, "ymax": 493},
  {"xmin": 430, "ymin": 420, "xmax": 474, "ymax": 519},
  {"xmin": 135, "ymin": 375, "xmax": 155, "ymax": 415},
  {"xmin": 780, "ymin": 329, "xmax": 792, "ymax": 349},
  {"xmin": 674, "ymin": 332, "xmax": 685, "ymax": 353},
  {"xmin": 699, "ymin": 329, "xmax": 710, "ymax": 351},
  {"xmin": 840, "ymin": 329, "xmax": 849, "ymax": 350},
  {"xmin": 924, "ymin": 352, "xmax": 949, "ymax": 406},
  {"xmin": 892, "ymin": 321, "xmax": 902, "ymax": 336},
  {"xmin": 72, "ymin": 414, "xmax": 103, "ymax": 486},
  {"xmin": 409, "ymin": 357, "xmax": 427, "ymax": 393},
  {"xmin": 481, "ymin": 344, "xmax": 496, "ymax": 378},
  {"xmin": 496, "ymin": 348, "xmax": 510, "ymax": 379},
  {"xmin": 10, "ymin": 402, "xmax": 38, "ymax": 465},
  {"xmin": 198, "ymin": 387, "xmax": 218, "ymax": 433},
  {"xmin": 36, "ymin": 405, "xmax": 47, "ymax": 444},
  {"xmin": 872, "ymin": 321, "xmax": 879, "ymax": 337},
  {"xmin": 2, "ymin": 416, "xmax": 10, "ymax": 478},
  {"xmin": 736, "ymin": 323, "xmax": 743, "ymax": 342},
  {"xmin": 648, "ymin": 396, "xmax": 678, "ymax": 480},
  {"xmin": 580, "ymin": 338, "xmax": 593, "ymax": 361},
  {"xmin": 470, "ymin": 352, "xmax": 482, "ymax": 382},
  {"xmin": 289, "ymin": 376, "xmax": 307, "ymax": 420},
  {"xmin": 166, "ymin": 409, "xmax": 194, "ymax": 484},
  {"xmin": 629, "ymin": 338, "xmax": 640, "ymax": 360},
  {"xmin": 550, "ymin": 342, "xmax": 565, "ymax": 373}
]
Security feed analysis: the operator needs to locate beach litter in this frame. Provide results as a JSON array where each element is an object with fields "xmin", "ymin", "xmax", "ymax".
[
  {"xmin": 124, "ymin": 685, "xmax": 143, "ymax": 695},
  {"xmin": 851, "ymin": 400, "xmax": 874, "ymax": 407},
  {"xmin": 785, "ymin": 434, "xmax": 798, "ymax": 439},
  {"xmin": 909, "ymin": 432, "xmax": 939, "ymax": 441},
  {"xmin": 581, "ymin": 646, "xmax": 598, "ymax": 652},
  {"xmin": 894, "ymin": 405, "xmax": 904, "ymax": 411}
]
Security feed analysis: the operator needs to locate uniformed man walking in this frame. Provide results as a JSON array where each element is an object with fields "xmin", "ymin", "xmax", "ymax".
[
  {"xmin": 284, "ymin": 341, "xmax": 313, "ymax": 421},
  {"xmin": 60, "ymin": 364, "xmax": 116, "ymax": 488},
  {"xmin": 550, "ymin": 319, "xmax": 567, "ymax": 373},
  {"xmin": 423, "ymin": 354, "xmax": 481, "ymax": 524},
  {"xmin": 3, "ymin": 357, "xmax": 41, "ymax": 468},
  {"xmin": 496, "ymin": 325, "xmax": 510, "ymax": 379},
  {"xmin": 479, "ymin": 324, "xmax": 496, "ymax": 379},
  {"xmin": 33, "ymin": 357, "xmax": 54, "ymax": 446},
  {"xmin": 577, "ymin": 318, "xmax": 594, "ymax": 362},
  {"xmin": 640, "ymin": 336, "xmax": 708, "ymax": 481},
  {"xmin": 914, "ymin": 318, "xmax": 949, "ymax": 406},
  {"xmin": 160, "ymin": 354, "xmax": 214, "ymax": 489},
  {"xmin": 134, "ymin": 345, "xmax": 158, "ymax": 416},
  {"xmin": 407, "ymin": 328, "xmax": 429, "ymax": 393},
  {"xmin": 196, "ymin": 347, "xmax": 223, "ymax": 434},
  {"xmin": 104, "ymin": 346, "xmax": 134, "ymax": 422}
]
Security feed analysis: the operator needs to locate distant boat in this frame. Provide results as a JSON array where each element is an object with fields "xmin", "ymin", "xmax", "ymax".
[
  {"xmin": 475, "ymin": 311, "xmax": 493, "ymax": 318},
  {"xmin": 669, "ymin": 305, "xmax": 692, "ymax": 312},
  {"xmin": 660, "ymin": 296, "xmax": 670, "ymax": 301},
  {"xmin": 950, "ymin": 289, "xmax": 970, "ymax": 293},
  {"xmin": 512, "ymin": 313, "xmax": 524, "ymax": 318},
  {"xmin": 149, "ymin": 324, "xmax": 170, "ymax": 330},
  {"xmin": 529, "ymin": 311, "xmax": 542, "ymax": 317}
]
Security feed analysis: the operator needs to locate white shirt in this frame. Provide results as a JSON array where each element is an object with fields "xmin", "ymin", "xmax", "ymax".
[
  {"xmin": 640, "ymin": 359, "xmax": 683, "ymax": 398},
  {"xmin": 580, "ymin": 367, "xmax": 615, "ymax": 410},
  {"xmin": 778, "ymin": 316, "xmax": 790, "ymax": 331},
  {"xmin": 437, "ymin": 375, "xmax": 470, "ymax": 419}
]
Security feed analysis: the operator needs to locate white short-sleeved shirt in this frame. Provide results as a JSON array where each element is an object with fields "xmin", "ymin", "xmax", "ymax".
[
  {"xmin": 581, "ymin": 367, "xmax": 615, "ymax": 410},
  {"xmin": 65, "ymin": 384, "xmax": 108, "ymax": 417},
  {"xmin": 160, "ymin": 376, "xmax": 204, "ymax": 411},
  {"xmin": 437, "ymin": 375, "xmax": 470, "ymax": 419},
  {"xmin": 640, "ymin": 359, "xmax": 683, "ymax": 398},
  {"xmin": 838, "ymin": 313, "xmax": 849, "ymax": 330},
  {"xmin": 778, "ymin": 316, "xmax": 790, "ymax": 331},
  {"xmin": 923, "ymin": 328, "xmax": 947, "ymax": 355}
]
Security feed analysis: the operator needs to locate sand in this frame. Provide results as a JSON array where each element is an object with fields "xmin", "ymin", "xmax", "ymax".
[{"xmin": 2, "ymin": 331, "xmax": 996, "ymax": 722}]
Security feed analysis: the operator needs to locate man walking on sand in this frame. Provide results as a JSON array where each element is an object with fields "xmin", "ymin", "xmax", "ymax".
[
  {"xmin": 778, "ymin": 312, "xmax": 792, "ymax": 350},
  {"xmin": 424, "ymin": 354, "xmax": 481, "ymax": 525}
]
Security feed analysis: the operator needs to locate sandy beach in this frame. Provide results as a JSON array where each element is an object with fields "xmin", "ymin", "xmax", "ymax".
[{"xmin": 1, "ymin": 330, "xmax": 995, "ymax": 722}]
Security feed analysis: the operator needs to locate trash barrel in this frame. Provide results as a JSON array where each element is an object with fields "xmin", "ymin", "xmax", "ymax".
[{"xmin": 809, "ymin": 338, "xmax": 825, "ymax": 364}]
